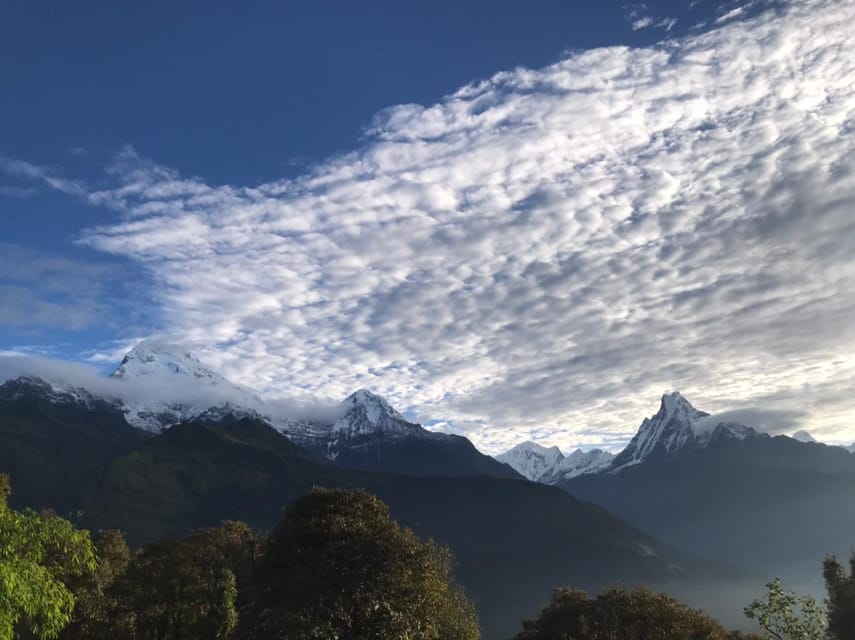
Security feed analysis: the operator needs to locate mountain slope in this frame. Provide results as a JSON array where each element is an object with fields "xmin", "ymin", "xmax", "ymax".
[
  {"xmin": 101, "ymin": 343, "xmax": 520, "ymax": 480},
  {"xmin": 562, "ymin": 395, "xmax": 855, "ymax": 582},
  {"xmin": 109, "ymin": 340, "xmax": 265, "ymax": 431},
  {"xmin": 610, "ymin": 392, "xmax": 755, "ymax": 470},
  {"xmin": 305, "ymin": 389, "xmax": 521, "ymax": 479},
  {"xmin": 0, "ymin": 402, "xmax": 694, "ymax": 640},
  {"xmin": 0, "ymin": 377, "xmax": 149, "ymax": 514}
]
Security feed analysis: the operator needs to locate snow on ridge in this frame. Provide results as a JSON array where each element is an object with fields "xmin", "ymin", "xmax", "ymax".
[
  {"xmin": 495, "ymin": 440, "xmax": 614, "ymax": 483},
  {"xmin": 791, "ymin": 430, "xmax": 817, "ymax": 443}
]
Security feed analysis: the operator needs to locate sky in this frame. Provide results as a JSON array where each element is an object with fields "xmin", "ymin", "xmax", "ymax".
[{"xmin": 1, "ymin": 0, "xmax": 854, "ymax": 454}]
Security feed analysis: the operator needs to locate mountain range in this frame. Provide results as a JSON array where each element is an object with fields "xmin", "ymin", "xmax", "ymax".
[
  {"xmin": 0, "ymin": 342, "xmax": 694, "ymax": 639},
  {"xmin": 551, "ymin": 392, "xmax": 855, "ymax": 584},
  {"xmin": 495, "ymin": 441, "xmax": 614, "ymax": 483},
  {"xmin": 2, "ymin": 342, "xmax": 855, "ymax": 635}
]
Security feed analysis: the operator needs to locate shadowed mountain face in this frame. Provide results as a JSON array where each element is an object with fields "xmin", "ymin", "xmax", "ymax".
[
  {"xmin": 562, "ymin": 396, "xmax": 855, "ymax": 582},
  {"xmin": 16, "ymin": 340, "xmax": 523, "ymax": 482},
  {"xmin": 0, "ymin": 381, "xmax": 696, "ymax": 639},
  {"xmin": 0, "ymin": 376, "xmax": 149, "ymax": 514},
  {"xmin": 301, "ymin": 388, "xmax": 523, "ymax": 480}
]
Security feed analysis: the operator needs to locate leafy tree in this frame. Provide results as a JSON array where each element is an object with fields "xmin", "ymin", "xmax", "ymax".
[
  {"xmin": 516, "ymin": 585, "xmax": 761, "ymax": 640},
  {"xmin": 744, "ymin": 578, "xmax": 826, "ymax": 640},
  {"xmin": 77, "ymin": 520, "xmax": 264, "ymax": 640},
  {"xmin": 59, "ymin": 530, "xmax": 131, "ymax": 640},
  {"xmin": 824, "ymin": 554, "xmax": 855, "ymax": 640},
  {"xmin": 237, "ymin": 487, "xmax": 480, "ymax": 640},
  {"xmin": 0, "ymin": 474, "xmax": 96, "ymax": 640}
]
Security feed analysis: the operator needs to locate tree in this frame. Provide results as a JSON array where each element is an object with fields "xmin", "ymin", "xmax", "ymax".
[
  {"xmin": 516, "ymin": 585, "xmax": 762, "ymax": 640},
  {"xmin": 237, "ymin": 487, "xmax": 480, "ymax": 640},
  {"xmin": 0, "ymin": 474, "xmax": 96, "ymax": 640},
  {"xmin": 744, "ymin": 578, "xmax": 826, "ymax": 640},
  {"xmin": 91, "ymin": 520, "xmax": 264, "ymax": 640},
  {"xmin": 824, "ymin": 554, "xmax": 855, "ymax": 640},
  {"xmin": 59, "ymin": 530, "xmax": 131, "ymax": 640}
]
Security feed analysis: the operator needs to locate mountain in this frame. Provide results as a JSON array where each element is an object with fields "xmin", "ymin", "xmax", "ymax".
[
  {"xmin": 561, "ymin": 393, "xmax": 855, "ymax": 582},
  {"xmin": 791, "ymin": 430, "xmax": 817, "ymax": 443},
  {"xmin": 610, "ymin": 391, "xmax": 756, "ymax": 470},
  {"xmin": 0, "ymin": 376, "xmax": 148, "ymax": 514},
  {"xmin": 0, "ymin": 390, "xmax": 698, "ymax": 640},
  {"xmin": 8, "ymin": 341, "xmax": 519, "ymax": 481},
  {"xmin": 308, "ymin": 389, "xmax": 520, "ymax": 478},
  {"xmin": 109, "ymin": 340, "xmax": 265, "ymax": 431},
  {"xmin": 495, "ymin": 441, "xmax": 614, "ymax": 483}
]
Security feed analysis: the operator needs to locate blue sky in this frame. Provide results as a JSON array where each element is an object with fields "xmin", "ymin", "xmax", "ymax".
[{"xmin": 2, "ymin": 0, "xmax": 855, "ymax": 453}]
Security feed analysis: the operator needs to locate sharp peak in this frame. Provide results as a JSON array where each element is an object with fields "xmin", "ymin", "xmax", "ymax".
[
  {"xmin": 519, "ymin": 440, "xmax": 562, "ymax": 452},
  {"xmin": 344, "ymin": 388, "xmax": 390, "ymax": 404},
  {"xmin": 655, "ymin": 391, "xmax": 706, "ymax": 417},
  {"xmin": 122, "ymin": 339, "xmax": 199, "ymax": 359},
  {"xmin": 341, "ymin": 389, "xmax": 405, "ymax": 417}
]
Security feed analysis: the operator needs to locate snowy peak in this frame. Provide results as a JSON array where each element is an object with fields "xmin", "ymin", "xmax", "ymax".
[
  {"xmin": 557, "ymin": 448, "xmax": 615, "ymax": 480},
  {"xmin": 791, "ymin": 430, "xmax": 817, "ymax": 443},
  {"xmin": 659, "ymin": 391, "xmax": 708, "ymax": 427},
  {"xmin": 0, "ymin": 375, "xmax": 97, "ymax": 408},
  {"xmin": 495, "ymin": 441, "xmax": 564, "ymax": 482},
  {"xmin": 611, "ymin": 392, "xmax": 759, "ymax": 470},
  {"xmin": 109, "ymin": 340, "xmax": 262, "ymax": 432},
  {"xmin": 112, "ymin": 340, "xmax": 228, "ymax": 385},
  {"xmin": 495, "ymin": 441, "xmax": 614, "ymax": 483},
  {"xmin": 342, "ymin": 389, "xmax": 405, "ymax": 423},
  {"xmin": 612, "ymin": 392, "xmax": 709, "ymax": 468},
  {"xmin": 332, "ymin": 389, "xmax": 419, "ymax": 439}
]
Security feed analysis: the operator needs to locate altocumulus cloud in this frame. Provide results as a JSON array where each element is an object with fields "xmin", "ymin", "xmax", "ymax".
[{"xmin": 16, "ymin": 0, "xmax": 855, "ymax": 453}]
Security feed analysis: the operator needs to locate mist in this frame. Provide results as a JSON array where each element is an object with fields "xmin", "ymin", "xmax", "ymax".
[{"xmin": 0, "ymin": 354, "xmax": 345, "ymax": 426}]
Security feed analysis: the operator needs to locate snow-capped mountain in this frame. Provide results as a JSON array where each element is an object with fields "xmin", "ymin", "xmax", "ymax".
[
  {"xmin": 333, "ymin": 389, "xmax": 419, "ymax": 438},
  {"xmin": 0, "ymin": 375, "xmax": 102, "ymax": 410},
  {"xmin": 558, "ymin": 448, "xmax": 616, "ymax": 480},
  {"xmin": 610, "ymin": 392, "xmax": 756, "ymax": 470},
  {"xmin": 109, "ymin": 340, "xmax": 265, "ymax": 431},
  {"xmin": 495, "ymin": 442, "xmax": 565, "ymax": 481},
  {"xmin": 0, "ymin": 341, "xmax": 519, "ymax": 479},
  {"xmin": 495, "ymin": 441, "xmax": 613, "ymax": 483},
  {"xmin": 791, "ymin": 430, "xmax": 817, "ymax": 443}
]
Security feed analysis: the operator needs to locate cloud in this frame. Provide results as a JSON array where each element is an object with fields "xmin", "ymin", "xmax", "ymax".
[
  {"xmin": 693, "ymin": 408, "xmax": 808, "ymax": 435},
  {"xmin": 0, "ymin": 243, "xmax": 152, "ymax": 334},
  {"xmin": 0, "ymin": 353, "xmax": 343, "ymax": 426},
  {"xmin": 623, "ymin": 3, "xmax": 677, "ymax": 31},
  {"xmin": 0, "ymin": 156, "xmax": 86, "ymax": 196},
  {"xmin": 11, "ymin": 0, "xmax": 855, "ymax": 454}
]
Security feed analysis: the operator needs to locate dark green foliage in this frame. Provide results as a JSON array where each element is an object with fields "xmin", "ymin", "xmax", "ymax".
[
  {"xmin": 0, "ymin": 403, "xmax": 701, "ymax": 639},
  {"xmin": 824, "ymin": 554, "xmax": 855, "ymax": 640},
  {"xmin": 60, "ymin": 530, "xmax": 131, "ymax": 640},
  {"xmin": 78, "ymin": 417, "xmax": 686, "ymax": 638},
  {"xmin": 238, "ymin": 487, "xmax": 480, "ymax": 640},
  {"xmin": 515, "ymin": 586, "xmax": 763, "ymax": 640},
  {"xmin": 0, "ymin": 378, "xmax": 147, "ymax": 516},
  {"xmin": 0, "ymin": 474, "xmax": 97, "ymax": 640},
  {"xmin": 74, "ymin": 521, "xmax": 265, "ymax": 640}
]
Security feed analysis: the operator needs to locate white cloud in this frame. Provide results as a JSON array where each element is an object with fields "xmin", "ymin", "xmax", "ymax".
[
  {"xmin": 0, "ymin": 353, "xmax": 343, "ymax": 425},
  {"xmin": 10, "ymin": 0, "xmax": 855, "ymax": 454}
]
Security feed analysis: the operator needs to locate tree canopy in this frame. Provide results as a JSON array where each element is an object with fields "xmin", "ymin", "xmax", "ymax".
[
  {"xmin": 824, "ymin": 554, "xmax": 855, "ymax": 640},
  {"xmin": 514, "ymin": 585, "xmax": 763, "ymax": 640},
  {"xmin": 238, "ymin": 487, "xmax": 480, "ymax": 640},
  {"xmin": 62, "ymin": 521, "xmax": 264, "ymax": 640},
  {"xmin": 744, "ymin": 578, "xmax": 826, "ymax": 640},
  {"xmin": 0, "ymin": 474, "xmax": 96, "ymax": 640}
]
